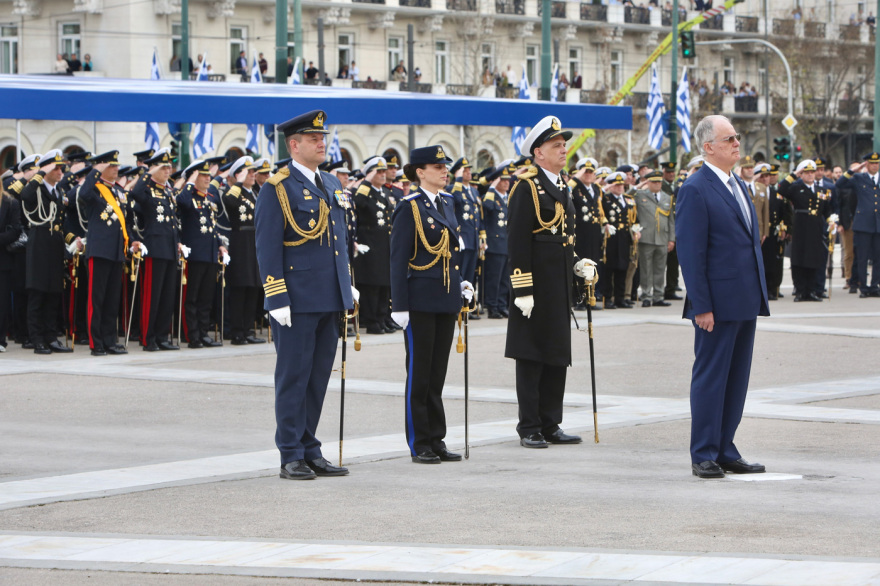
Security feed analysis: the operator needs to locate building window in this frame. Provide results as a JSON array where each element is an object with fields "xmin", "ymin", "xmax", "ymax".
[
  {"xmin": 388, "ymin": 37, "xmax": 402, "ymax": 80},
  {"xmin": 758, "ymin": 58, "xmax": 767, "ymax": 96},
  {"xmin": 435, "ymin": 40, "xmax": 449, "ymax": 84},
  {"xmin": 0, "ymin": 24, "xmax": 17, "ymax": 74},
  {"xmin": 287, "ymin": 32, "xmax": 296, "ymax": 60},
  {"xmin": 476, "ymin": 148, "xmax": 495, "ymax": 171},
  {"xmin": 59, "ymin": 22, "xmax": 80, "ymax": 60},
  {"xmin": 338, "ymin": 33, "xmax": 354, "ymax": 76},
  {"xmin": 723, "ymin": 57, "xmax": 734, "ymax": 85},
  {"xmin": 568, "ymin": 47, "xmax": 581, "ymax": 83},
  {"xmin": 526, "ymin": 45, "xmax": 539, "ymax": 86},
  {"xmin": 230, "ymin": 26, "xmax": 248, "ymax": 74},
  {"xmin": 610, "ymin": 50, "xmax": 622, "ymax": 90},
  {"xmin": 480, "ymin": 42, "xmax": 495, "ymax": 77}
]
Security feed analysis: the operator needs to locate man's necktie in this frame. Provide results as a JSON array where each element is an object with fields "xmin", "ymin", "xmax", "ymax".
[
  {"xmin": 727, "ymin": 176, "xmax": 752, "ymax": 230},
  {"xmin": 314, "ymin": 173, "xmax": 327, "ymax": 197},
  {"xmin": 655, "ymin": 193, "xmax": 661, "ymax": 203}
]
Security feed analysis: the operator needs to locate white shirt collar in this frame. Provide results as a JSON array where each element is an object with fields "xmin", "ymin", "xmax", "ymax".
[
  {"xmin": 541, "ymin": 167, "xmax": 560, "ymax": 187},
  {"xmin": 421, "ymin": 187, "xmax": 438, "ymax": 205},
  {"xmin": 289, "ymin": 158, "xmax": 317, "ymax": 187},
  {"xmin": 703, "ymin": 160, "xmax": 733, "ymax": 184}
]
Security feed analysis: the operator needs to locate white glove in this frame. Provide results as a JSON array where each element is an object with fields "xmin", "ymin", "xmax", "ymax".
[
  {"xmin": 605, "ymin": 224, "xmax": 617, "ymax": 236},
  {"xmin": 269, "ymin": 306, "xmax": 292, "ymax": 327},
  {"xmin": 180, "ymin": 244, "xmax": 191, "ymax": 259},
  {"xmin": 134, "ymin": 243, "xmax": 148, "ymax": 257},
  {"xmin": 514, "ymin": 295, "xmax": 534, "ymax": 319},
  {"xmin": 459, "ymin": 236, "xmax": 466, "ymax": 251},
  {"xmin": 355, "ymin": 243, "xmax": 370, "ymax": 256},
  {"xmin": 631, "ymin": 223, "xmax": 643, "ymax": 234},
  {"xmin": 391, "ymin": 311, "xmax": 409, "ymax": 329},
  {"xmin": 828, "ymin": 213, "xmax": 839, "ymax": 224},
  {"xmin": 461, "ymin": 280, "xmax": 474, "ymax": 302},
  {"xmin": 574, "ymin": 258, "xmax": 597, "ymax": 280},
  {"xmin": 351, "ymin": 285, "xmax": 360, "ymax": 303},
  {"xmin": 222, "ymin": 252, "xmax": 231, "ymax": 265},
  {"xmin": 66, "ymin": 240, "xmax": 80, "ymax": 255}
]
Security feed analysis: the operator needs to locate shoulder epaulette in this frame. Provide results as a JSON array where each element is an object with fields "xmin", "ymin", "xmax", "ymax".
[
  {"xmin": 268, "ymin": 166, "xmax": 289, "ymax": 187},
  {"xmin": 356, "ymin": 184, "xmax": 372, "ymax": 197},
  {"xmin": 517, "ymin": 166, "xmax": 539, "ymax": 181},
  {"xmin": 440, "ymin": 190, "xmax": 454, "ymax": 198},
  {"xmin": 7, "ymin": 179, "xmax": 24, "ymax": 194},
  {"xmin": 483, "ymin": 191, "xmax": 495, "ymax": 201},
  {"xmin": 785, "ymin": 175, "xmax": 795, "ymax": 183},
  {"xmin": 567, "ymin": 179, "xmax": 577, "ymax": 189},
  {"xmin": 210, "ymin": 179, "xmax": 220, "ymax": 189},
  {"xmin": 403, "ymin": 192, "xmax": 420, "ymax": 201},
  {"xmin": 226, "ymin": 185, "xmax": 241, "ymax": 198},
  {"xmin": 451, "ymin": 182, "xmax": 463, "ymax": 193}
]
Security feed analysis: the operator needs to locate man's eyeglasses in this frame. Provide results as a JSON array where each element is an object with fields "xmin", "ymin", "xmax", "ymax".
[{"xmin": 714, "ymin": 133, "xmax": 741, "ymax": 144}]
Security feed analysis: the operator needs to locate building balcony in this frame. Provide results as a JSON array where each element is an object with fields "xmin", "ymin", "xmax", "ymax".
[
  {"xmin": 495, "ymin": 0, "xmax": 525, "ymax": 15},
  {"xmin": 579, "ymin": 3, "xmax": 607, "ymax": 22},
  {"xmin": 537, "ymin": 0, "xmax": 566, "ymax": 18}
]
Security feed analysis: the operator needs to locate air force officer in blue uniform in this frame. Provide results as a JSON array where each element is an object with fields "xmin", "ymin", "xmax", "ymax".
[
  {"xmin": 255, "ymin": 110, "xmax": 356, "ymax": 480},
  {"xmin": 676, "ymin": 115, "xmax": 769, "ymax": 479}
]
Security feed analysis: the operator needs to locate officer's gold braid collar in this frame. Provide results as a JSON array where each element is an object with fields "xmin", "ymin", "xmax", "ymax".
[
  {"xmin": 510, "ymin": 167, "xmax": 564, "ymax": 235},
  {"xmin": 407, "ymin": 199, "xmax": 452, "ymax": 292},
  {"xmin": 269, "ymin": 167, "xmax": 330, "ymax": 247}
]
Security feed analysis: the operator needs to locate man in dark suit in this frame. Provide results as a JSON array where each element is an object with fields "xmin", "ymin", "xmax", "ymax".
[
  {"xmin": 255, "ymin": 109, "xmax": 356, "ymax": 480},
  {"xmin": 675, "ymin": 115, "xmax": 770, "ymax": 479}
]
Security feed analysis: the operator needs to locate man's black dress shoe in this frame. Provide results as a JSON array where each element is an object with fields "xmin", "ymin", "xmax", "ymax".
[
  {"xmin": 187, "ymin": 340, "xmax": 204, "ymax": 349},
  {"xmin": 106, "ymin": 345, "xmax": 128, "ymax": 355},
  {"xmin": 22, "ymin": 341, "xmax": 35, "ymax": 349},
  {"xmin": 435, "ymin": 447, "xmax": 462, "ymax": 461},
  {"xmin": 201, "ymin": 336, "xmax": 222, "ymax": 347},
  {"xmin": 778, "ymin": 292, "xmax": 785, "ymax": 298},
  {"xmin": 49, "ymin": 340, "xmax": 73, "ymax": 353},
  {"xmin": 34, "ymin": 343, "xmax": 52, "ymax": 355},
  {"xmin": 91, "ymin": 347, "xmax": 107, "ymax": 356},
  {"xmin": 499, "ymin": 308, "xmax": 509, "ymax": 317},
  {"xmin": 719, "ymin": 458, "xmax": 765, "ymax": 474},
  {"xmin": 665, "ymin": 293, "xmax": 683, "ymax": 300},
  {"xmin": 653, "ymin": 300, "xmax": 671, "ymax": 307},
  {"xmin": 767, "ymin": 294, "xmax": 778, "ymax": 301},
  {"xmin": 604, "ymin": 301, "xmax": 616, "ymax": 309},
  {"xmin": 642, "ymin": 299, "xmax": 652, "ymax": 307},
  {"xmin": 246, "ymin": 335, "xmax": 266, "ymax": 344},
  {"xmin": 616, "ymin": 300, "xmax": 633, "ymax": 309},
  {"xmin": 384, "ymin": 326, "xmax": 398, "ymax": 334},
  {"xmin": 545, "ymin": 429, "xmax": 582, "ymax": 444},
  {"xmin": 469, "ymin": 311, "xmax": 481, "ymax": 320},
  {"xmin": 76, "ymin": 337, "xmax": 89, "ymax": 346},
  {"xmin": 365, "ymin": 326, "xmax": 385, "ymax": 335},
  {"xmin": 280, "ymin": 460, "xmax": 317, "ymax": 480},
  {"xmin": 384, "ymin": 321, "xmax": 402, "ymax": 331},
  {"xmin": 692, "ymin": 461, "xmax": 725, "ymax": 478},
  {"xmin": 871, "ymin": 289, "xmax": 880, "ymax": 298},
  {"xmin": 520, "ymin": 433, "xmax": 548, "ymax": 448},
  {"xmin": 157, "ymin": 341, "xmax": 179, "ymax": 351},
  {"xmin": 793, "ymin": 294, "xmax": 806, "ymax": 302},
  {"xmin": 487, "ymin": 310, "xmax": 503, "ymax": 319},
  {"xmin": 808, "ymin": 292, "xmax": 823, "ymax": 302},
  {"xmin": 306, "ymin": 457, "xmax": 349, "ymax": 476},
  {"xmin": 412, "ymin": 450, "xmax": 441, "ymax": 464},
  {"xmin": 143, "ymin": 342, "xmax": 159, "ymax": 352},
  {"xmin": 231, "ymin": 336, "xmax": 248, "ymax": 345}
]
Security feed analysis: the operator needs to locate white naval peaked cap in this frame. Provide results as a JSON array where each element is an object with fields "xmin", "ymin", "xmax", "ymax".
[
  {"xmin": 363, "ymin": 156, "xmax": 387, "ymax": 174},
  {"xmin": 230, "ymin": 155, "xmax": 255, "ymax": 176},
  {"xmin": 595, "ymin": 166, "xmax": 611, "ymax": 177},
  {"xmin": 604, "ymin": 171, "xmax": 627, "ymax": 185},
  {"xmin": 41, "ymin": 149, "xmax": 64, "ymax": 166},
  {"xmin": 754, "ymin": 162, "xmax": 772, "ymax": 174},
  {"xmin": 795, "ymin": 159, "xmax": 817, "ymax": 173},
  {"xmin": 687, "ymin": 155, "xmax": 704, "ymax": 169},
  {"xmin": 520, "ymin": 115, "xmax": 573, "ymax": 155},
  {"xmin": 19, "ymin": 153, "xmax": 41, "ymax": 170},
  {"xmin": 575, "ymin": 157, "xmax": 598, "ymax": 171}
]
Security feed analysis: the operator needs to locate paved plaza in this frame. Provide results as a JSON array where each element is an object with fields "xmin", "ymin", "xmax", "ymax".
[{"xmin": 1, "ymin": 263, "xmax": 880, "ymax": 585}]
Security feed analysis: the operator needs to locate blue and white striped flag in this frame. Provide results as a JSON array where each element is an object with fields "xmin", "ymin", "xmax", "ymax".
[
  {"xmin": 245, "ymin": 54, "xmax": 262, "ymax": 153},
  {"xmin": 550, "ymin": 63, "xmax": 560, "ymax": 102},
  {"xmin": 646, "ymin": 64, "xmax": 667, "ymax": 151},
  {"xmin": 264, "ymin": 124, "xmax": 276, "ymax": 156},
  {"xmin": 290, "ymin": 56, "xmax": 301, "ymax": 85},
  {"xmin": 326, "ymin": 128, "xmax": 342, "ymax": 163},
  {"xmin": 144, "ymin": 49, "xmax": 161, "ymax": 152},
  {"xmin": 511, "ymin": 65, "xmax": 530, "ymax": 155},
  {"xmin": 191, "ymin": 54, "xmax": 214, "ymax": 158},
  {"xmin": 677, "ymin": 67, "xmax": 692, "ymax": 153}
]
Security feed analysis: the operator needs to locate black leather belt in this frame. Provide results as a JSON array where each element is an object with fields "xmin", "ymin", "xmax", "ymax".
[{"xmin": 533, "ymin": 234, "xmax": 568, "ymax": 243}]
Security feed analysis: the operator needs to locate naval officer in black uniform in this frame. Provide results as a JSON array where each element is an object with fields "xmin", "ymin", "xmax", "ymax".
[
  {"xmin": 505, "ymin": 116, "xmax": 595, "ymax": 448},
  {"xmin": 255, "ymin": 110, "xmax": 356, "ymax": 480},
  {"xmin": 390, "ymin": 145, "xmax": 473, "ymax": 464}
]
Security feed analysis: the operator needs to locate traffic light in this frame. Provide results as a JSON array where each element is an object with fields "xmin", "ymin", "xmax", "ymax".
[
  {"xmin": 170, "ymin": 140, "xmax": 179, "ymax": 164},
  {"xmin": 773, "ymin": 136, "xmax": 791, "ymax": 161},
  {"xmin": 794, "ymin": 145, "xmax": 803, "ymax": 161},
  {"xmin": 681, "ymin": 31, "xmax": 696, "ymax": 59}
]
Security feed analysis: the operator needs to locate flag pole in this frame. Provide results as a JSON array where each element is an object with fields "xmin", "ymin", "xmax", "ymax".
[{"xmin": 669, "ymin": 0, "xmax": 679, "ymax": 165}]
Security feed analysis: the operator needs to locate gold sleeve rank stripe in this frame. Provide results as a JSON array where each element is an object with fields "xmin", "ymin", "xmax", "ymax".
[{"xmin": 510, "ymin": 269, "xmax": 533, "ymax": 289}]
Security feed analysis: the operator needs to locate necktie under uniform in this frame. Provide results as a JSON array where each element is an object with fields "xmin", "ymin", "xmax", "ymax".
[{"xmin": 727, "ymin": 176, "xmax": 752, "ymax": 231}]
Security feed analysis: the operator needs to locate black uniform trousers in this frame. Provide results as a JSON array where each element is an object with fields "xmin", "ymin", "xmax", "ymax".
[
  {"xmin": 70, "ymin": 257, "xmax": 89, "ymax": 342},
  {"xmin": 664, "ymin": 249, "xmax": 680, "ymax": 297},
  {"xmin": 12, "ymin": 252, "xmax": 28, "ymax": 342},
  {"xmin": 27, "ymin": 290, "xmax": 61, "ymax": 345},
  {"xmin": 271, "ymin": 310, "xmax": 338, "ymax": 465},
  {"xmin": 184, "ymin": 261, "xmax": 217, "ymax": 342},
  {"xmin": 762, "ymin": 239, "xmax": 782, "ymax": 296},
  {"xmin": 359, "ymin": 284, "xmax": 389, "ymax": 329},
  {"xmin": 515, "ymin": 358, "xmax": 567, "ymax": 438},
  {"xmin": 483, "ymin": 252, "xmax": 509, "ymax": 312},
  {"xmin": 0, "ymin": 268, "xmax": 10, "ymax": 346},
  {"xmin": 403, "ymin": 311, "xmax": 456, "ymax": 456},
  {"xmin": 603, "ymin": 267, "xmax": 628, "ymax": 305},
  {"xmin": 229, "ymin": 286, "xmax": 260, "ymax": 340},
  {"xmin": 141, "ymin": 257, "xmax": 177, "ymax": 346},
  {"xmin": 88, "ymin": 257, "xmax": 123, "ymax": 350},
  {"xmin": 791, "ymin": 266, "xmax": 816, "ymax": 297},
  {"xmin": 854, "ymin": 231, "xmax": 880, "ymax": 293}
]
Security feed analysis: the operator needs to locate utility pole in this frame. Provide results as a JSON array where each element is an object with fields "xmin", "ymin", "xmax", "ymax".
[
  {"xmin": 668, "ymin": 0, "xmax": 679, "ymax": 165},
  {"xmin": 407, "ymin": 24, "xmax": 415, "ymax": 152},
  {"xmin": 294, "ymin": 0, "xmax": 303, "ymax": 81},
  {"xmin": 875, "ymin": 0, "xmax": 879, "ymax": 151},
  {"xmin": 275, "ymin": 0, "xmax": 288, "ymax": 84},
  {"xmin": 180, "ymin": 0, "xmax": 190, "ymax": 168},
  {"xmin": 540, "ymin": 0, "xmax": 551, "ymax": 100},
  {"xmin": 763, "ymin": 0, "xmax": 770, "ymax": 157}
]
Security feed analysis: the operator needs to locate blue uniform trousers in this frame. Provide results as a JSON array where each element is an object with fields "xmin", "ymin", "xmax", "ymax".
[
  {"xmin": 271, "ymin": 311, "xmax": 339, "ymax": 465},
  {"xmin": 461, "ymin": 248, "xmax": 478, "ymax": 288},
  {"xmin": 483, "ymin": 252, "xmax": 508, "ymax": 312},
  {"xmin": 853, "ymin": 231, "xmax": 880, "ymax": 293},
  {"xmin": 690, "ymin": 318, "xmax": 756, "ymax": 464}
]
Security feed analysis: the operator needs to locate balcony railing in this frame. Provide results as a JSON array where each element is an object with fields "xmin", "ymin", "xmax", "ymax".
[
  {"xmin": 804, "ymin": 21, "xmax": 826, "ymax": 37},
  {"xmin": 447, "ymin": 0, "xmax": 476, "ymax": 10},
  {"xmin": 537, "ymin": 0, "xmax": 566, "ymax": 18},
  {"xmin": 773, "ymin": 19, "xmax": 795, "ymax": 36},
  {"xmin": 189, "ymin": 73, "xmax": 226, "ymax": 81},
  {"xmin": 353, "ymin": 80, "xmax": 387, "ymax": 90},
  {"xmin": 736, "ymin": 16, "xmax": 758, "ymax": 33},
  {"xmin": 734, "ymin": 96, "xmax": 758, "ymax": 113},
  {"xmin": 661, "ymin": 9, "xmax": 684, "ymax": 26},
  {"xmin": 624, "ymin": 6, "xmax": 650, "ymax": 24},
  {"xmin": 700, "ymin": 15, "xmax": 723, "ymax": 30},
  {"xmin": 580, "ymin": 89, "xmax": 606, "ymax": 104},
  {"xmin": 838, "ymin": 99, "xmax": 861, "ymax": 117},
  {"xmin": 840, "ymin": 24, "xmax": 860, "ymax": 41},
  {"xmin": 495, "ymin": 0, "xmax": 525, "ymax": 15},
  {"xmin": 400, "ymin": 82, "xmax": 433, "ymax": 93},
  {"xmin": 496, "ymin": 86, "xmax": 519, "ymax": 99},
  {"xmin": 399, "ymin": 0, "xmax": 431, "ymax": 6},
  {"xmin": 446, "ymin": 84, "xmax": 475, "ymax": 96},
  {"xmin": 580, "ymin": 3, "xmax": 607, "ymax": 22}
]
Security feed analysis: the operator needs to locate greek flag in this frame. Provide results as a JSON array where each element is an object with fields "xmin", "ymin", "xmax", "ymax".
[
  {"xmin": 677, "ymin": 67, "xmax": 692, "ymax": 153},
  {"xmin": 191, "ymin": 54, "xmax": 214, "ymax": 158},
  {"xmin": 264, "ymin": 124, "xmax": 276, "ymax": 156},
  {"xmin": 290, "ymin": 56, "xmax": 301, "ymax": 85},
  {"xmin": 550, "ymin": 63, "xmax": 560, "ymax": 102},
  {"xmin": 327, "ymin": 128, "xmax": 342, "ymax": 163},
  {"xmin": 144, "ymin": 49, "xmax": 161, "ymax": 152},
  {"xmin": 511, "ymin": 65, "xmax": 530, "ymax": 155},
  {"xmin": 646, "ymin": 64, "xmax": 667, "ymax": 151},
  {"xmin": 245, "ymin": 55, "xmax": 262, "ymax": 153}
]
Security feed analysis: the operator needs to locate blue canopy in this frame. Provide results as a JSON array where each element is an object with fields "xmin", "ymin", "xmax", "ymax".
[{"xmin": 0, "ymin": 75, "xmax": 632, "ymax": 130}]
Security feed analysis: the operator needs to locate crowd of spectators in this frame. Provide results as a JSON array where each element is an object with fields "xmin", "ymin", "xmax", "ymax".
[{"xmin": 53, "ymin": 53, "xmax": 92, "ymax": 74}]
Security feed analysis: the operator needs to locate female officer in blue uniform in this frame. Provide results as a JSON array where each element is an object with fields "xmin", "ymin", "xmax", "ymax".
[{"xmin": 390, "ymin": 145, "xmax": 473, "ymax": 464}]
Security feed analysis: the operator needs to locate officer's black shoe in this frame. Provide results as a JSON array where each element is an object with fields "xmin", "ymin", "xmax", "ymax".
[
  {"xmin": 767, "ymin": 294, "xmax": 778, "ymax": 301},
  {"xmin": 850, "ymin": 287, "xmax": 859, "ymax": 294},
  {"xmin": 365, "ymin": 326, "xmax": 386, "ymax": 335},
  {"xmin": 719, "ymin": 458, "xmax": 765, "ymax": 474},
  {"xmin": 245, "ymin": 336, "xmax": 266, "ymax": 344},
  {"xmin": 793, "ymin": 294, "xmax": 806, "ymax": 302},
  {"xmin": 411, "ymin": 450, "xmax": 442, "ymax": 464},
  {"xmin": 280, "ymin": 460, "xmax": 317, "ymax": 480},
  {"xmin": 143, "ymin": 342, "xmax": 160, "ymax": 352},
  {"xmin": 616, "ymin": 300, "xmax": 633, "ymax": 309},
  {"xmin": 201, "ymin": 336, "xmax": 222, "ymax": 347},
  {"xmin": 642, "ymin": 299, "xmax": 652, "ymax": 307},
  {"xmin": 187, "ymin": 340, "xmax": 204, "ymax": 349},
  {"xmin": 546, "ymin": 429, "xmax": 582, "ymax": 444},
  {"xmin": 22, "ymin": 341, "xmax": 35, "ymax": 349},
  {"xmin": 871, "ymin": 289, "xmax": 880, "ymax": 298},
  {"xmin": 622, "ymin": 299, "xmax": 635, "ymax": 308},
  {"xmin": 106, "ymin": 345, "xmax": 128, "ymax": 355},
  {"xmin": 777, "ymin": 292, "xmax": 785, "ymax": 298},
  {"xmin": 692, "ymin": 460, "xmax": 725, "ymax": 479},
  {"xmin": 808, "ymin": 292, "xmax": 823, "ymax": 302},
  {"xmin": 383, "ymin": 326, "xmax": 398, "ymax": 334},
  {"xmin": 469, "ymin": 311, "xmax": 481, "ymax": 320},
  {"xmin": 76, "ymin": 337, "xmax": 89, "ymax": 345},
  {"xmin": 821, "ymin": 291, "xmax": 829, "ymax": 299},
  {"xmin": 306, "ymin": 457, "xmax": 349, "ymax": 476},
  {"xmin": 665, "ymin": 293, "xmax": 683, "ymax": 300},
  {"xmin": 653, "ymin": 300, "xmax": 672, "ymax": 307},
  {"xmin": 157, "ymin": 341, "xmax": 180, "ymax": 351},
  {"xmin": 49, "ymin": 340, "xmax": 73, "ymax": 353},
  {"xmin": 91, "ymin": 347, "xmax": 107, "ymax": 356},
  {"xmin": 520, "ymin": 433, "xmax": 548, "ymax": 448},
  {"xmin": 34, "ymin": 343, "xmax": 52, "ymax": 355},
  {"xmin": 384, "ymin": 320, "xmax": 402, "ymax": 331},
  {"xmin": 435, "ymin": 448, "xmax": 462, "ymax": 462},
  {"xmin": 603, "ymin": 301, "xmax": 616, "ymax": 310},
  {"xmin": 499, "ymin": 308, "xmax": 509, "ymax": 318},
  {"xmin": 231, "ymin": 337, "xmax": 248, "ymax": 345},
  {"xmin": 487, "ymin": 310, "xmax": 503, "ymax": 319},
  {"xmin": 859, "ymin": 291, "xmax": 871, "ymax": 298}
]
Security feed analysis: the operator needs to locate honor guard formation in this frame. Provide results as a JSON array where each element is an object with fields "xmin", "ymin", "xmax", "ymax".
[{"xmin": 3, "ymin": 111, "xmax": 879, "ymax": 480}]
